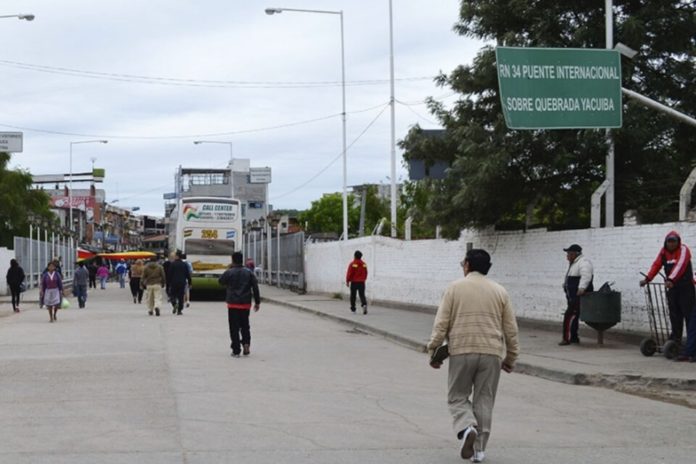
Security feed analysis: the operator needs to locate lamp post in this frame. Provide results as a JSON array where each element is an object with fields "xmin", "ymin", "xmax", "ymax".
[
  {"xmin": 266, "ymin": 6, "xmax": 348, "ymax": 241},
  {"xmin": 69, "ymin": 140, "xmax": 107, "ymax": 241},
  {"xmin": 388, "ymin": 0, "xmax": 398, "ymax": 238},
  {"xmin": 0, "ymin": 14, "xmax": 35, "ymax": 21}
]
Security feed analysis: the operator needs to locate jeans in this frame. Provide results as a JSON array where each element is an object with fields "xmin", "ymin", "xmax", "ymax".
[
  {"xmin": 100, "ymin": 276, "xmax": 107, "ymax": 289},
  {"xmin": 170, "ymin": 283, "xmax": 186, "ymax": 313},
  {"xmin": 74, "ymin": 284, "xmax": 88, "ymax": 308},
  {"xmin": 228, "ymin": 309, "xmax": 251, "ymax": 354},
  {"xmin": 118, "ymin": 274, "xmax": 126, "ymax": 288},
  {"xmin": 350, "ymin": 282, "xmax": 367, "ymax": 310}
]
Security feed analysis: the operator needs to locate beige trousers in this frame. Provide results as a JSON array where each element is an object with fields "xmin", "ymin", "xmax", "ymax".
[
  {"xmin": 144, "ymin": 285, "xmax": 162, "ymax": 311},
  {"xmin": 448, "ymin": 353, "xmax": 501, "ymax": 452}
]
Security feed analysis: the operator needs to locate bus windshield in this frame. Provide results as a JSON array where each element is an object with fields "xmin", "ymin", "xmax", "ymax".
[{"xmin": 185, "ymin": 239, "xmax": 236, "ymax": 256}]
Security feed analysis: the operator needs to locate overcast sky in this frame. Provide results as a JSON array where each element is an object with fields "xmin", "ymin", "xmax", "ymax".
[{"xmin": 2, "ymin": 0, "xmax": 482, "ymax": 216}]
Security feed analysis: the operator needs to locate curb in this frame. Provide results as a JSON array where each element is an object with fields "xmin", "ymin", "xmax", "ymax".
[
  {"xmin": 262, "ymin": 296, "xmax": 427, "ymax": 353},
  {"xmin": 264, "ymin": 296, "xmax": 696, "ymax": 398}
]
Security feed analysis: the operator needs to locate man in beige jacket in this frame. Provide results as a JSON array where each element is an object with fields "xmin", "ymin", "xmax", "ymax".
[{"xmin": 428, "ymin": 249, "xmax": 519, "ymax": 463}]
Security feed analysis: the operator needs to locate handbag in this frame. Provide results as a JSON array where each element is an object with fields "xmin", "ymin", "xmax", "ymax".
[{"xmin": 19, "ymin": 281, "xmax": 27, "ymax": 293}]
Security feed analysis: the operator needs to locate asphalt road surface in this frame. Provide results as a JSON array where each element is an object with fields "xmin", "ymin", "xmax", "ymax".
[{"xmin": 0, "ymin": 286, "xmax": 693, "ymax": 463}]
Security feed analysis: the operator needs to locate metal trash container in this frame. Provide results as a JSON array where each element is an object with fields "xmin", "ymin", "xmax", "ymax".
[{"xmin": 580, "ymin": 291, "xmax": 621, "ymax": 344}]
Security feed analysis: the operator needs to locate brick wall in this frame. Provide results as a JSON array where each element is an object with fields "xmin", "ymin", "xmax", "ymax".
[{"xmin": 305, "ymin": 222, "xmax": 696, "ymax": 333}]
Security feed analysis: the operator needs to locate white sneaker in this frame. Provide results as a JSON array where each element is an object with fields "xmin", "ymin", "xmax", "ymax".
[
  {"xmin": 459, "ymin": 426, "xmax": 477, "ymax": 460},
  {"xmin": 472, "ymin": 451, "xmax": 485, "ymax": 462}
]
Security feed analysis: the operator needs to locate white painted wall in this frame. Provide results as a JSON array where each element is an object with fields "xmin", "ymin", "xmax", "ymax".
[
  {"xmin": 0, "ymin": 247, "xmax": 17, "ymax": 296},
  {"xmin": 305, "ymin": 222, "xmax": 696, "ymax": 333}
]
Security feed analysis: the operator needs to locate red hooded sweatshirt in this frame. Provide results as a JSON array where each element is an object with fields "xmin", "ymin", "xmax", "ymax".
[
  {"xmin": 645, "ymin": 230, "xmax": 693, "ymax": 284},
  {"xmin": 346, "ymin": 259, "xmax": 368, "ymax": 284}
]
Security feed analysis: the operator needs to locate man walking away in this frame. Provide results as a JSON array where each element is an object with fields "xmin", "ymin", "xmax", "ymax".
[
  {"xmin": 73, "ymin": 262, "xmax": 89, "ymax": 308},
  {"xmin": 141, "ymin": 256, "xmax": 166, "ymax": 316},
  {"xmin": 87, "ymin": 261, "xmax": 98, "ymax": 289},
  {"xmin": 6, "ymin": 259, "xmax": 25, "ymax": 313},
  {"xmin": 219, "ymin": 252, "xmax": 261, "ymax": 358},
  {"xmin": 640, "ymin": 231, "xmax": 694, "ymax": 342},
  {"xmin": 168, "ymin": 251, "xmax": 191, "ymax": 315},
  {"xmin": 428, "ymin": 249, "xmax": 519, "ymax": 463},
  {"xmin": 115, "ymin": 259, "xmax": 128, "ymax": 289},
  {"xmin": 560, "ymin": 244, "xmax": 594, "ymax": 346},
  {"xmin": 346, "ymin": 250, "xmax": 368, "ymax": 314}
]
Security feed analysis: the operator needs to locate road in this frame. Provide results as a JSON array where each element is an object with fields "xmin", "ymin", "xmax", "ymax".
[{"xmin": 0, "ymin": 286, "xmax": 693, "ymax": 463}]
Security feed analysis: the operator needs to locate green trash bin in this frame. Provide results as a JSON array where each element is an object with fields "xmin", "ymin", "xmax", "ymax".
[{"xmin": 580, "ymin": 291, "xmax": 621, "ymax": 344}]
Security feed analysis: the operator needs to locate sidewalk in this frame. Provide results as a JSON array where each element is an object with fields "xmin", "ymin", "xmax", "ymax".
[{"xmin": 260, "ymin": 285, "xmax": 696, "ymax": 407}]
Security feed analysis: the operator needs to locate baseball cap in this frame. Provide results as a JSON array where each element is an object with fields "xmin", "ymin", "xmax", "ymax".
[{"xmin": 563, "ymin": 244, "xmax": 582, "ymax": 253}]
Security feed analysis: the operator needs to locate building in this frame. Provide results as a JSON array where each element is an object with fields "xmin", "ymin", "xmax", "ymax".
[{"xmin": 170, "ymin": 160, "xmax": 271, "ymax": 229}]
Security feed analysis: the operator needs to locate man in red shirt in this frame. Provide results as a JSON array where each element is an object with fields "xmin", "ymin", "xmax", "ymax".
[
  {"xmin": 640, "ymin": 231, "xmax": 694, "ymax": 343},
  {"xmin": 346, "ymin": 250, "xmax": 368, "ymax": 314}
]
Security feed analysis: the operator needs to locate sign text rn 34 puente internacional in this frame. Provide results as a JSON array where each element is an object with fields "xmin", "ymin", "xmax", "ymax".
[{"xmin": 496, "ymin": 47, "xmax": 622, "ymax": 130}]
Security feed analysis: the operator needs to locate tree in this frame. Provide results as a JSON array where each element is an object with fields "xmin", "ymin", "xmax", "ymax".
[
  {"xmin": 299, "ymin": 193, "xmax": 358, "ymax": 236},
  {"xmin": 0, "ymin": 152, "xmax": 54, "ymax": 248},
  {"xmin": 299, "ymin": 188, "xmax": 390, "ymax": 237},
  {"xmin": 401, "ymin": 1, "xmax": 696, "ymax": 239}
]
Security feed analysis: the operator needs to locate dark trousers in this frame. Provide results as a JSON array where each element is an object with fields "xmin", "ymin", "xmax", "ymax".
[
  {"xmin": 350, "ymin": 282, "xmax": 367, "ymax": 310},
  {"xmin": 9, "ymin": 284, "xmax": 21, "ymax": 309},
  {"xmin": 129, "ymin": 278, "xmax": 143, "ymax": 302},
  {"xmin": 228, "ymin": 309, "xmax": 251, "ymax": 354},
  {"xmin": 683, "ymin": 306, "xmax": 696, "ymax": 357},
  {"xmin": 74, "ymin": 284, "xmax": 87, "ymax": 308},
  {"xmin": 562, "ymin": 299, "xmax": 580, "ymax": 342},
  {"xmin": 666, "ymin": 285, "xmax": 694, "ymax": 342},
  {"xmin": 89, "ymin": 276, "xmax": 97, "ymax": 289},
  {"xmin": 171, "ymin": 284, "xmax": 186, "ymax": 313}
]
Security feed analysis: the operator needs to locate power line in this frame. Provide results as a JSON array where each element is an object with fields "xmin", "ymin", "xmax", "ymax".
[
  {"xmin": 396, "ymin": 100, "xmax": 440, "ymax": 126},
  {"xmin": 0, "ymin": 102, "xmax": 389, "ymax": 140},
  {"xmin": 271, "ymin": 103, "xmax": 391, "ymax": 201},
  {"xmin": 0, "ymin": 59, "xmax": 435, "ymax": 89}
]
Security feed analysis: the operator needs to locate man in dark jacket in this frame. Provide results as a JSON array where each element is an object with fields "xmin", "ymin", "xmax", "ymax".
[
  {"xmin": 168, "ymin": 251, "xmax": 191, "ymax": 315},
  {"xmin": 87, "ymin": 262, "xmax": 98, "ymax": 289},
  {"xmin": 640, "ymin": 230, "xmax": 694, "ymax": 342},
  {"xmin": 219, "ymin": 252, "xmax": 261, "ymax": 357},
  {"xmin": 73, "ymin": 262, "xmax": 89, "ymax": 308},
  {"xmin": 6, "ymin": 259, "xmax": 25, "ymax": 313}
]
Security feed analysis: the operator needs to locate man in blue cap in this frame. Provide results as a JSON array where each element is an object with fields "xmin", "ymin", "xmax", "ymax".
[{"xmin": 560, "ymin": 244, "xmax": 594, "ymax": 346}]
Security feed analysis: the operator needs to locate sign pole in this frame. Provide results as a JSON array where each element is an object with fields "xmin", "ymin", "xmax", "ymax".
[{"xmin": 605, "ymin": 0, "xmax": 615, "ymax": 227}]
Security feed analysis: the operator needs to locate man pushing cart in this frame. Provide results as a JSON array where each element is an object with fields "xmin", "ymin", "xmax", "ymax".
[{"xmin": 639, "ymin": 230, "xmax": 695, "ymax": 359}]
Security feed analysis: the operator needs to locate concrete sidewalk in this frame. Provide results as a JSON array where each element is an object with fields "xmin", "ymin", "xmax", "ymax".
[{"xmin": 260, "ymin": 285, "xmax": 696, "ymax": 407}]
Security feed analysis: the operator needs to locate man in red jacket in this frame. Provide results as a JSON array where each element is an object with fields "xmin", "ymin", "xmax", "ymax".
[
  {"xmin": 640, "ymin": 230, "xmax": 694, "ymax": 342},
  {"xmin": 346, "ymin": 250, "xmax": 368, "ymax": 314}
]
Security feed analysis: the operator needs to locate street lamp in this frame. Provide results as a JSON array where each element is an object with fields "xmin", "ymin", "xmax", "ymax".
[
  {"xmin": 0, "ymin": 14, "xmax": 35, "ymax": 21},
  {"xmin": 266, "ymin": 6, "xmax": 349, "ymax": 241},
  {"xmin": 69, "ymin": 140, "xmax": 107, "ymax": 239},
  {"xmin": 193, "ymin": 140, "xmax": 233, "ymax": 162},
  {"xmin": 193, "ymin": 140, "xmax": 235, "ymax": 201}
]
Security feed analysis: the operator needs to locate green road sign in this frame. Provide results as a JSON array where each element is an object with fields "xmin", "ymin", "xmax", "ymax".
[{"xmin": 496, "ymin": 47, "xmax": 622, "ymax": 129}]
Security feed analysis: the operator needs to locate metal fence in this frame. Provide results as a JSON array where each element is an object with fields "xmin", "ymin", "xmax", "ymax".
[
  {"xmin": 14, "ymin": 228, "xmax": 75, "ymax": 289},
  {"xmin": 246, "ymin": 231, "xmax": 305, "ymax": 292}
]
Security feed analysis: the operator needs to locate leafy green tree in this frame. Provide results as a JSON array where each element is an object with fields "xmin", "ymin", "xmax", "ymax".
[
  {"xmin": 401, "ymin": 1, "xmax": 696, "ymax": 238},
  {"xmin": 0, "ymin": 152, "xmax": 54, "ymax": 248},
  {"xmin": 299, "ymin": 188, "xmax": 391, "ymax": 237},
  {"xmin": 299, "ymin": 193, "xmax": 359, "ymax": 236}
]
